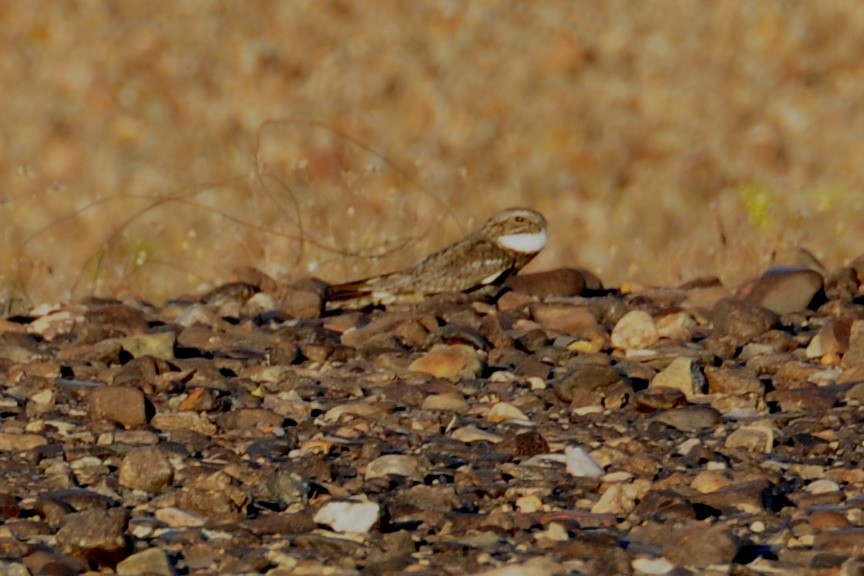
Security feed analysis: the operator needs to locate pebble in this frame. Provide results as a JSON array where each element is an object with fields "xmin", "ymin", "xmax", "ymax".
[
  {"xmin": 806, "ymin": 317, "xmax": 851, "ymax": 359},
  {"xmin": 649, "ymin": 358, "xmax": 706, "ymax": 398},
  {"xmin": 314, "ymin": 500, "xmax": 382, "ymax": 534},
  {"xmin": 804, "ymin": 479, "xmax": 840, "ymax": 494},
  {"xmin": 88, "ymin": 386, "xmax": 147, "ymax": 429},
  {"xmin": 421, "ymin": 392, "xmax": 470, "ymax": 413},
  {"xmin": 408, "ymin": 344, "xmax": 483, "ymax": 381},
  {"xmin": 0, "ymin": 432, "xmax": 47, "ymax": 452},
  {"xmin": 565, "ymin": 446, "xmax": 605, "ymax": 478},
  {"xmin": 452, "ymin": 425, "xmax": 504, "ymax": 444},
  {"xmin": 610, "ymin": 310, "xmax": 659, "ymax": 351},
  {"xmin": 529, "ymin": 302, "xmax": 599, "ymax": 335},
  {"xmin": 277, "ymin": 278, "xmax": 325, "ymax": 319},
  {"xmin": 486, "ymin": 402, "xmax": 530, "ymax": 423},
  {"xmin": 741, "ymin": 266, "xmax": 824, "ymax": 314},
  {"xmin": 55, "ymin": 508, "xmax": 127, "ymax": 555},
  {"xmin": 649, "ymin": 406, "xmax": 722, "ymax": 432},
  {"xmin": 711, "ymin": 297, "xmax": 777, "ymax": 340},
  {"xmin": 841, "ymin": 319, "xmax": 864, "ymax": 367},
  {"xmin": 119, "ymin": 447, "xmax": 174, "ymax": 492},
  {"xmin": 725, "ymin": 424, "xmax": 774, "ymax": 453},
  {"xmin": 505, "ymin": 267, "xmax": 601, "ymax": 297},
  {"xmin": 704, "ymin": 365, "xmax": 764, "ymax": 394},
  {"xmin": 654, "ymin": 311, "xmax": 695, "ymax": 340},
  {"xmin": 365, "ymin": 454, "xmax": 424, "ymax": 482},
  {"xmin": 153, "ymin": 507, "xmax": 207, "ymax": 528},
  {"xmin": 661, "ymin": 522, "xmax": 739, "ymax": 568},
  {"xmin": 116, "ymin": 547, "xmax": 175, "ymax": 576}
]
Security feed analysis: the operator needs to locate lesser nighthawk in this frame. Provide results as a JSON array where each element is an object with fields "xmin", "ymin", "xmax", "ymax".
[{"xmin": 324, "ymin": 207, "xmax": 547, "ymax": 310}]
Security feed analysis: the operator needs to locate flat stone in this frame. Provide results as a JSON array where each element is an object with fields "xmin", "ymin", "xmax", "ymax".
[
  {"xmin": 150, "ymin": 412, "xmax": 218, "ymax": 435},
  {"xmin": 0, "ymin": 432, "xmax": 47, "ymax": 452},
  {"xmin": 841, "ymin": 319, "xmax": 864, "ymax": 367},
  {"xmin": 649, "ymin": 357, "xmax": 705, "ymax": 398},
  {"xmin": 704, "ymin": 365, "xmax": 764, "ymax": 395},
  {"xmin": 766, "ymin": 386, "xmax": 838, "ymax": 412},
  {"xmin": 365, "ymin": 455, "xmax": 424, "ymax": 482},
  {"xmin": 505, "ymin": 267, "xmax": 601, "ymax": 297},
  {"xmin": 116, "ymin": 547, "xmax": 175, "ymax": 576},
  {"xmin": 408, "ymin": 344, "xmax": 483, "ymax": 381},
  {"xmin": 55, "ymin": 508, "xmax": 128, "ymax": 555},
  {"xmin": 275, "ymin": 278, "xmax": 325, "ymax": 318},
  {"xmin": 110, "ymin": 332, "xmax": 176, "ymax": 360},
  {"xmin": 611, "ymin": 310, "xmax": 659, "ymax": 351},
  {"xmin": 529, "ymin": 302, "xmax": 599, "ymax": 335},
  {"xmin": 119, "ymin": 447, "xmax": 174, "ymax": 492},
  {"xmin": 649, "ymin": 406, "xmax": 722, "ymax": 432},
  {"xmin": 89, "ymin": 386, "xmax": 147, "ymax": 429},
  {"xmin": 741, "ymin": 267, "xmax": 824, "ymax": 314},
  {"xmin": 725, "ymin": 424, "xmax": 774, "ymax": 453},
  {"xmin": 662, "ymin": 522, "xmax": 739, "ymax": 568},
  {"xmin": 806, "ymin": 317, "xmax": 852, "ymax": 359},
  {"xmin": 153, "ymin": 507, "xmax": 206, "ymax": 528},
  {"xmin": 565, "ymin": 446, "xmax": 604, "ymax": 478},
  {"xmin": 711, "ymin": 297, "xmax": 778, "ymax": 341},
  {"xmin": 314, "ymin": 500, "xmax": 381, "ymax": 534},
  {"xmin": 421, "ymin": 393, "xmax": 470, "ymax": 414},
  {"xmin": 655, "ymin": 311, "xmax": 696, "ymax": 340}
]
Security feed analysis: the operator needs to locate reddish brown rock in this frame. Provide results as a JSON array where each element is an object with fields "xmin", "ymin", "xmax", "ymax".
[
  {"xmin": 88, "ymin": 386, "xmax": 148, "ymax": 429},
  {"xmin": 505, "ymin": 267, "xmax": 602, "ymax": 297}
]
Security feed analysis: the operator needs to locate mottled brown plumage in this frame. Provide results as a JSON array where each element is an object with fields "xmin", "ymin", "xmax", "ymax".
[{"xmin": 325, "ymin": 207, "xmax": 547, "ymax": 310}]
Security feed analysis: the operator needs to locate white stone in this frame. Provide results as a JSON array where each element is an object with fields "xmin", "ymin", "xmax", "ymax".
[
  {"xmin": 565, "ymin": 445, "xmax": 604, "ymax": 478},
  {"xmin": 314, "ymin": 500, "xmax": 381, "ymax": 534}
]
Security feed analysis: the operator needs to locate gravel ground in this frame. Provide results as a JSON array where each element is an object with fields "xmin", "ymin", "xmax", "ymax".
[
  {"xmin": 4, "ymin": 3, "xmax": 864, "ymax": 575},
  {"xmin": 1, "ymin": 258, "xmax": 863, "ymax": 575}
]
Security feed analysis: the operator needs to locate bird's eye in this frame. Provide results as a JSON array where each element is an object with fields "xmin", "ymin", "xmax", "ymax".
[{"xmin": 515, "ymin": 216, "xmax": 525, "ymax": 223}]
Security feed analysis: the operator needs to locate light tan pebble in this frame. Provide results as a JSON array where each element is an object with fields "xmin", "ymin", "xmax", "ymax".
[
  {"xmin": 515, "ymin": 494, "xmax": 543, "ymax": 513},
  {"xmin": 421, "ymin": 393, "xmax": 470, "ymax": 414},
  {"xmin": 365, "ymin": 454, "xmax": 424, "ymax": 482},
  {"xmin": 804, "ymin": 479, "xmax": 840, "ymax": 494},
  {"xmin": 611, "ymin": 310, "xmax": 659, "ymax": 351},
  {"xmin": 655, "ymin": 311, "xmax": 695, "ymax": 340},
  {"xmin": 408, "ymin": 344, "xmax": 483, "ymax": 381},
  {"xmin": 473, "ymin": 561, "xmax": 556, "ymax": 576},
  {"xmin": 0, "ymin": 432, "xmax": 47, "ymax": 452},
  {"xmin": 632, "ymin": 557, "xmax": 676, "ymax": 575},
  {"xmin": 154, "ymin": 507, "xmax": 206, "ymax": 528},
  {"xmin": 487, "ymin": 402, "xmax": 530, "ymax": 423},
  {"xmin": 314, "ymin": 500, "xmax": 381, "ymax": 534},
  {"xmin": 116, "ymin": 547, "xmax": 174, "ymax": 576},
  {"xmin": 150, "ymin": 412, "xmax": 217, "ymax": 435},
  {"xmin": 451, "ymin": 425, "xmax": 504, "ymax": 444},
  {"xmin": 691, "ymin": 470, "xmax": 731, "ymax": 494},
  {"xmin": 725, "ymin": 425, "xmax": 774, "ymax": 453},
  {"xmin": 676, "ymin": 438, "xmax": 701, "ymax": 456},
  {"xmin": 111, "ymin": 332, "xmax": 176, "ymax": 360},
  {"xmin": 649, "ymin": 357, "xmax": 706, "ymax": 398},
  {"xmin": 590, "ymin": 482, "xmax": 643, "ymax": 515},
  {"xmin": 806, "ymin": 318, "xmax": 851, "ymax": 359},
  {"xmin": 535, "ymin": 522, "xmax": 569, "ymax": 542},
  {"xmin": 28, "ymin": 309, "xmax": 81, "ymax": 341}
]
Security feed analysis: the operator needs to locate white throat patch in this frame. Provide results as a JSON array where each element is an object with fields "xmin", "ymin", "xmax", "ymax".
[{"xmin": 495, "ymin": 230, "xmax": 547, "ymax": 254}]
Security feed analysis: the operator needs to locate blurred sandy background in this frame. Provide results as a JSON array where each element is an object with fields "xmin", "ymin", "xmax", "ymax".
[{"xmin": 3, "ymin": 2, "xmax": 864, "ymax": 308}]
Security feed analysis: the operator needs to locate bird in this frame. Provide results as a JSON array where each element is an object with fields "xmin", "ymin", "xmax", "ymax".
[{"xmin": 324, "ymin": 207, "xmax": 547, "ymax": 310}]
